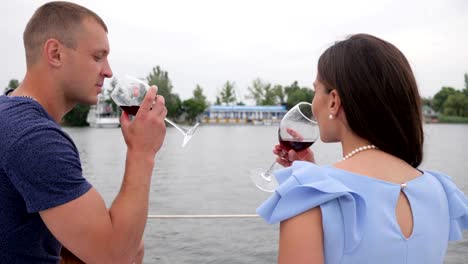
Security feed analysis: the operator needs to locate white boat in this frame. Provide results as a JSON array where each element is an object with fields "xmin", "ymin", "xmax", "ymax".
[{"xmin": 86, "ymin": 96, "xmax": 120, "ymax": 128}]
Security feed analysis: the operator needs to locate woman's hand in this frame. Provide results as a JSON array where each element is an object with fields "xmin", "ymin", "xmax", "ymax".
[
  {"xmin": 273, "ymin": 144, "xmax": 315, "ymax": 167},
  {"xmin": 274, "ymin": 127, "xmax": 315, "ymax": 167}
]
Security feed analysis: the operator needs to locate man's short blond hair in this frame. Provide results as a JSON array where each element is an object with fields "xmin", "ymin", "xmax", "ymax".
[{"xmin": 23, "ymin": 1, "xmax": 108, "ymax": 67}]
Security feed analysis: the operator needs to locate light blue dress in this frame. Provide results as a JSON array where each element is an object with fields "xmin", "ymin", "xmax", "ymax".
[{"xmin": 257, "ymin": 161, "xmax": 468, "ymax": 264}]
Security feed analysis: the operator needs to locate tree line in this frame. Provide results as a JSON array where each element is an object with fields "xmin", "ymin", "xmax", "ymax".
[
  {"xmin": 5, "ymin": 70, "xmax": 466, "ymax": 126},
  {"xmin": 422, "ymin": 73, "xmax": 468, "ymax": 118},
  {"xmin": 3, "ymin": 66, "xmax": 314, "ymax": 126}
]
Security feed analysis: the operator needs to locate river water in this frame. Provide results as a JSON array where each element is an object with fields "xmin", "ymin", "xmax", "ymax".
[{"xmin": 64, "ymin": 124, "xmax": 468, "ymax": 264}]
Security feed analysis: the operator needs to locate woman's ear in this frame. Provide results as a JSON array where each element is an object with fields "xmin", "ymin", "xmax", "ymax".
[{"xmin": 328, "ymin": 89, "xmax": 341, "ymax": 116}]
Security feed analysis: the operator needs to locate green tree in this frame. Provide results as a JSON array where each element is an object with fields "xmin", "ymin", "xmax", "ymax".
[
  {"xmin": 247, "ymin": 78, "xmax": 277, "ymax": 105},
  {"xmin": 432, "ymin": 86, "xmax": 457, "ymax": 113},
  {"xmin": 262, "ymin": 85, "xmax": 276, "ymax": 105},
  {"xmin": 247, "ymin": 78, "xmax": 266, "ymax": 105},
  {"xmin": 463, "ymin": 73, "xmax": 468, "ymax": 97},
  {"xmin": 193, "ymin": 84, "xmax": 206, "ymax": 102},
  {"xmin": 284, "ymin": 80, "xmax": 301, "ymax": 94},
  {"xmin": 443, "ymin": 93, "xmax": 468, "ymax": 117},
  {"xmin": 62, "ymin": 104, "xmax": 90, "ymax": 126},
  {"xmin": 182, "ymin": 84, "xmax": 208, "ymax": 123},
  {"xmin": 273, "ymin": 84, "xmax": 286, "ymax": 105},
  {"xmin": 5, "ymin": 79, "xmax": 20, "ymax": 92},
  {"xmin": 182, "ymin": 99, "xmax": 206, "ymax": 123},
  {"xmin": 219, "ymin": 81, "xmax": 236, "ymax": 105},
  {"xmin": 284, "ymin": 81, "xmax": 314, "ymax": 109},
  {"xmin": 421, "ymin": 97, "xmax": 433, "ymax": 107},
  {"xmin": 146, "ymin": 66, "xmax": 181, "ymax": 118}
]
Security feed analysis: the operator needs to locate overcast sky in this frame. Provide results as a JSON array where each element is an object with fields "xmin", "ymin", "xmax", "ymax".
[{"xmin": 2, "ymin": 0, "xmax": 467, "ymax": 102}]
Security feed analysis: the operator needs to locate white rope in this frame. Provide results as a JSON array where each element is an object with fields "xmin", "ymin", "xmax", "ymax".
[{"xmin": 147, "ymin": 214, "xmax": 259, "ymax": 219}]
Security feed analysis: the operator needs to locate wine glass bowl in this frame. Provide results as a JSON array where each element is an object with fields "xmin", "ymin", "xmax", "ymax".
[
  {"xmin": 250, "ymin": 102, "xmax": 319, "ymax": 192},
  {"xmin": 110, "ymin": 75, "xmax": 200, "ymax": 147},
  {"xmin": 110, "ymin": 76, "xmax": 147, "ymax": 110}
]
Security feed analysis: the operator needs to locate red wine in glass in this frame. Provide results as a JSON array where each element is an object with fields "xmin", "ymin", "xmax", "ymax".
[
  {"xmin": 278, "ymin": 129, "xmax": 315, "ymax": 152},
  {"xmin": 279, "ymin": 137, "xmax": 315, "ymax": 152},
  {"xmin": 119, "ymin": 105, "xmax": 140, "ymax": 116}
]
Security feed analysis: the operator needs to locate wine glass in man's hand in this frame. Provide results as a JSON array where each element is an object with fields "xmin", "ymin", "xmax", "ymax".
[{"xmin": 111, "ymin": 75, "xmax": 199, "ymax": 147}]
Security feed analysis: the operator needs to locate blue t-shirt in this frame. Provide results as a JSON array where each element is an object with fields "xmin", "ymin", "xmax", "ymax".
[
  {"xmin": 0, "ymin": 95, "xmax": 92, "ymax": 263},
  {"xmin": 257, "ymin": 161, "xmax": 468, "ymax": 264}
]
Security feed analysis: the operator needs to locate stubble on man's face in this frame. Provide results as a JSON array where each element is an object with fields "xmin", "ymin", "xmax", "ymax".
[{"xmin": 61, "ymin": 18, "xmax": 111, "ymax": 106}]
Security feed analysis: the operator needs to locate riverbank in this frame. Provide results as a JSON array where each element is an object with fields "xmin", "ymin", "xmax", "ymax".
[{"xmin": 437, "ymin": 115, "xmax": 468, "ymax": 124}]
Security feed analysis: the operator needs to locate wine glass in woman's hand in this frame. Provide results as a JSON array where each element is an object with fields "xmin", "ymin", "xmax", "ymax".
[
  {"xmin": 274, "ymin": 128, "xmax": 316, "ymax": 167},
  {"xmin": 250, "ymin": 102, "xmax": 319, "ymax": 192}
]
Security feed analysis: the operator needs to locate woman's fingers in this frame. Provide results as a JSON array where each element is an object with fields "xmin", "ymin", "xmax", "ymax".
[{"xmin": 286, "ymin": 128, "xmax": 304, "ymax": 140}]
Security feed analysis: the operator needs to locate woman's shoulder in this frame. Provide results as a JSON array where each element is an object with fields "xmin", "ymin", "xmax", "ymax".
[
  {"xmin": 422, "ymin": 170, "xmax": 468, "ymax": 241},
  {"xmin": 273, "ymin": 161, "xmax": 354, "ymax": 191},
  {"xmin": 257, "ymin": 161, "xmax": 367, "ymax": 251},
  {"xmin": 256, "ymin": 161, "xmax": 365, "ymax": 224}
]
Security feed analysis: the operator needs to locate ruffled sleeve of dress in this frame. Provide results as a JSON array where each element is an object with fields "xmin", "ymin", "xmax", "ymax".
[
  {"xmin": 429, "ymin": 170, "xmax": 468, "ymax": 241},
  {"xmin": 256, "ymin": 161, "xmax": 366, "ymax": 252}
]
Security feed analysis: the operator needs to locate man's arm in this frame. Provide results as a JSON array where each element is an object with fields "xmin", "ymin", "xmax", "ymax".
[{"xmin": 41, "ymin": 87, "xmax": 166, "ymax": 263}]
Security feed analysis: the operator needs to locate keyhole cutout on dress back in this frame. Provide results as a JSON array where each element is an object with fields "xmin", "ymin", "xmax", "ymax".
[{"xmin": 395, "ymin": 187, "xmax": 414, "ymax": 239}]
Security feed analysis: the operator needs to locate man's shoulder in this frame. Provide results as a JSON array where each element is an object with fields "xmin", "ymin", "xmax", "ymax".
[
  {"xmin": 0, "ymin": 98, "xmax": 71, "ymax": 158},
  {"xmin": 0, "ymin": 97, "xmax": 58, "ymax": 131}
]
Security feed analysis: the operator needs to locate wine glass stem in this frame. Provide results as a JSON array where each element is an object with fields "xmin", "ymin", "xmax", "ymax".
[
  {"xmin": 264, "ymin": 149, "xmax": 289, "ymax": 178},
  {"xmin": 263, "ymin": 160, "xmax": 277, "ymax": 180},
  {"xmin": 164, "ymin": 118, "xmax": 186, "ymax": 135},
  {"xmin": 263, "ymin": 149, "xmax": 287, "ymax": 178}
]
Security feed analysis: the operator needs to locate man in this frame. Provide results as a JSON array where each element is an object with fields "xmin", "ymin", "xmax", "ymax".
[{"xmin": 0, "ymin": 1, "xmax": 167, "ymax": 263}]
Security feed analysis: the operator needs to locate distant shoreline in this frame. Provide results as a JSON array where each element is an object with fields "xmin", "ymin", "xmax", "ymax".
[{"xmin": 435, "ymin": 115, "xmax": 468, "ymax": 124}]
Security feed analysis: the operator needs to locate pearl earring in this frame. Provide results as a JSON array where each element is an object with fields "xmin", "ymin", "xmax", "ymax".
[{"xmin": 329, "ymin": 114, "xmax": 334, "ymax": 119}]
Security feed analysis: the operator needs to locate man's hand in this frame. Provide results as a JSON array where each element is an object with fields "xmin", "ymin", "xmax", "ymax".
[
  {"xmin": 120, "ymin": 85, "xmax": 167, "ymax": 158},
  {"xmin": 132, "ymin": 240, "xmax": 144, "ymax": 264}
]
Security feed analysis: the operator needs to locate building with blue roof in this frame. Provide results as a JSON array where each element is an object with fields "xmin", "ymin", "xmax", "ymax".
[{"xmin": 202, "ymin": 105, "xmax": 287, "ymax": 124}]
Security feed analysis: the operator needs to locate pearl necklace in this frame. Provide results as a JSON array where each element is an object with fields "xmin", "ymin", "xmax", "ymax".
[{"xmin": 342, "ymin": 144, "xmax": 376, "ymax": 161}]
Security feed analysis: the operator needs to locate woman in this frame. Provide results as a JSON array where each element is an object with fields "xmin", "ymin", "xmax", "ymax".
[{"xmin": 257, "ymin": 34, "xmax": 467, "ymax": 264}]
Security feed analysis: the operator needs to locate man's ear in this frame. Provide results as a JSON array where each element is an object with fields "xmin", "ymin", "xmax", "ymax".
[
  {"xmin": 43, "ymin": 39, "xmax": 62, "ymax": 67},
  {"xmin": 328, "ymin": 89, "xmax": 342, "ymax": 116}
]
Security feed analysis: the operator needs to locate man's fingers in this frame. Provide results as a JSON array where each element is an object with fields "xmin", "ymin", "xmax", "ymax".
[
  {"xmin": 120, "ymin": 111, "xmax": 130, "ymax": 128},
  {"xmin": 155, "ymin": 95, "xmax": 166, "ymax": 116},
  {"xmin": 140, "ymin": 85, "xmax": 158, "ymax": 113},
  {"xmin": 159, "ymin": 106, "xmax": 168, "ymax": 118}
]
